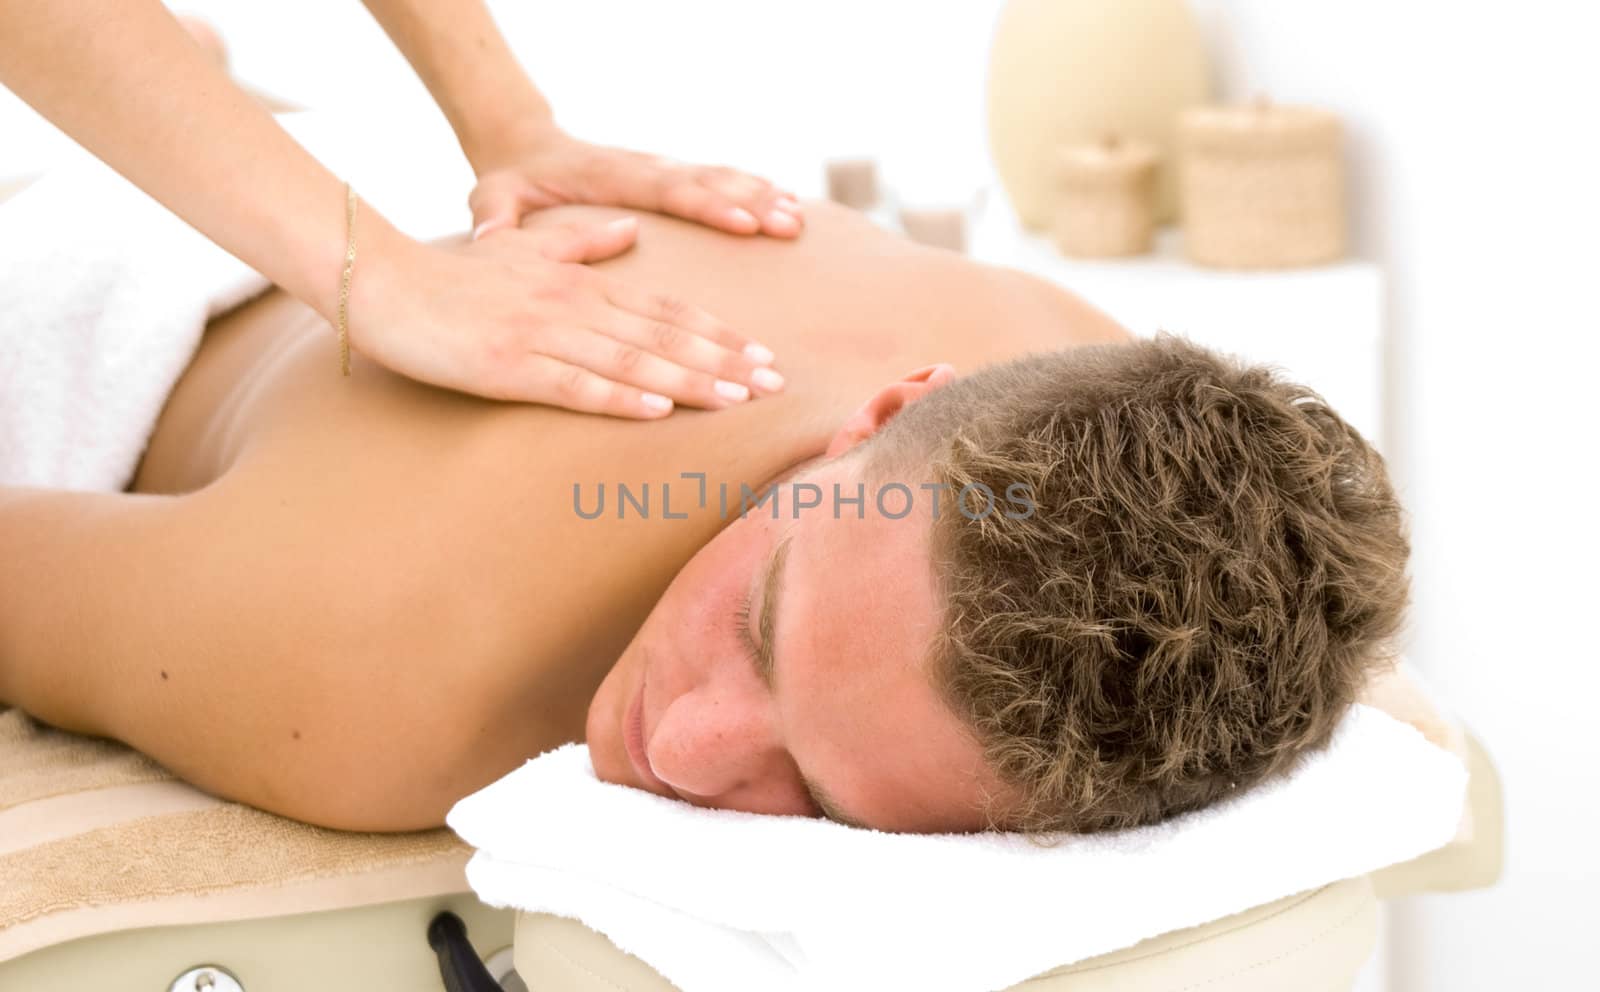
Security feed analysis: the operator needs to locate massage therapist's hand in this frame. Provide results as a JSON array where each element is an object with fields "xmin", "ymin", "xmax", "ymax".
[
  {"xmin": 466, "ymin": 124, "xmax": 804, "ymax": 242},
  {"xmin": 348, "ymin": 217, "xmax": 783, "ymax": 417}
]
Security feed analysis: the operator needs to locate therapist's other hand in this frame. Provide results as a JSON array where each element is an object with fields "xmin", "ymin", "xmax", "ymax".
[
  {"xmin": 467, "ymin": 126, "xmax": 803, "ymax": 242},
  {"xmin": 350, "ymin": 217, "xmax": 782, "ymax": 417}
]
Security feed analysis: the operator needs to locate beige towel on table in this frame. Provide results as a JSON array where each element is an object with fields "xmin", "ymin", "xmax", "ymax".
[{"xmin": 0, "ymin": 706, "xmax": 470, "ymax": 964}]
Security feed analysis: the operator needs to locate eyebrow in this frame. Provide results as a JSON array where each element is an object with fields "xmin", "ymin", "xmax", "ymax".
[
  {"xmin": 750, "ymin": 535, "xmax": 790, "ymax": 694},
  {"xmin": 750, "ymin": 534, "xmax": 870, "ymax": 830}
]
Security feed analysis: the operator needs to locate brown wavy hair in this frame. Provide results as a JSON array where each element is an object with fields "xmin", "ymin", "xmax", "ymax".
[{"xmin": 865, "ymin": 333, "xmax": 1412, "ymax": 834}]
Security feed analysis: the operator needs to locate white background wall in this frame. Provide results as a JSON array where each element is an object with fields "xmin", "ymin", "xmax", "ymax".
[
  {"xmin": 3, "ymin": 2, "xmax": 1597, "ymax": 987},
  {"xmin": 1185, "ymin": 3, "xmax": 1600, "ymax": 988},
  {"xmin": 0, "ymin": 1, "xmax": 1003, "ymax": 202}
]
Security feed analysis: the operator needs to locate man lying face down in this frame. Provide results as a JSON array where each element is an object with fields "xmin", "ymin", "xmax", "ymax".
[
  {"xmin": 587, "ymin": 336, "xmax": 1411, "ymax": 834},
  {"xmin": 0, "ymin": 200, "xmax": 1408, "ymax": 836}
]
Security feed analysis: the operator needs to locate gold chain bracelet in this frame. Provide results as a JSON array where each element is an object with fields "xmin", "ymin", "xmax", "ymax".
[{"xmin": 335, "ymin": 182, "xmax": 358, "ymax": 377}]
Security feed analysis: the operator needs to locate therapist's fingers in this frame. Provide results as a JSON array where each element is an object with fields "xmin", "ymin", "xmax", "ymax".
[
  {"xmin": 604, "ymin": 312, "xmax": 784, "ymax": 404},
  {"xmin": 602, "ymin": 278, "xmax": 781, "ymax": 382},
  {"xmin": 588, "ymin": 153, "xmax": 802, "ymax": 239},
  {"xmin": 468, "ymin": 175, "xmax": 538, "ymax": 241},
  {"xmin": 507, "ymin": 353, "xmax": 678, "ymax": 419},
  {"xmin": 528, "ymin": 325, "xmax": 749, "ymax": 412},
  {"xmin": 528, "ymin": 216, "xmax": 641, "ymax": 264},
  {"xmin": 694, "ymin": 167, "xmax": 805, "ymax": 238},
  {"xmin": 652, "ymin": 168, "xmax": 804, "ymax": 239}
]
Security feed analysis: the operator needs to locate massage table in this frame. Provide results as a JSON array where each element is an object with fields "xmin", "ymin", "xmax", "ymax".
[{"xmin": 0, "ymin": 703, "xmax": 1501, "ymax": 992}]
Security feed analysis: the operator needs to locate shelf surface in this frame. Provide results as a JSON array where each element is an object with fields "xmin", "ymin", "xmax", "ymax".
[{"xmin": 964, "ymin": 193, "xmax": 1385, "ymax": 445}]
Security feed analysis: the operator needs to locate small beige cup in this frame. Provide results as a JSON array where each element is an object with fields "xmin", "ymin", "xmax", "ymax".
[
  {"xmin": 824, "ymin": 158, "xmax": 881, "ymax": 210},
  {"xmin": 1053, "ymin": 136, "xmax": 1160, "ymax": 258}
]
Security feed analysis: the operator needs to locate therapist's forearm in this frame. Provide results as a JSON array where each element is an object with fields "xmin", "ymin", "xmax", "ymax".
[
  {"xmin": 0, "ymin": 0, "xmax": 405, "ymax": 321},
  {"xmin": 361, "ymin": 0, "xmax": 554, "ymax": 171}
]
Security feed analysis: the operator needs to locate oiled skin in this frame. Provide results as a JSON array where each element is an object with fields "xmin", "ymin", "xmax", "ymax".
[{"xmin": 7, "ymin": 201, "xmax": 1129, "ymax": 830}]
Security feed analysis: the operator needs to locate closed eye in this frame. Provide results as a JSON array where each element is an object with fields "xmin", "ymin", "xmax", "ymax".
[
  {"xmin": 734, "ymin": 593, "xmax": 759, "ymax": 662},
  {"xmin": 731, "ymin": 538, "xmax": 854, "ymax": 825}
]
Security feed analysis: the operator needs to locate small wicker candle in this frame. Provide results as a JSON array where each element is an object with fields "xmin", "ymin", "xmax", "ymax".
[
  {"xmin": 1178, "ymin": 101, "xmax": 1345, "ymax": 268},
  {"xmin": 1053, "ymin": 135, "xmax": 1160, "ymax": 258},
  {"xmin": 899, "ymin": 207, "xmax": 968, "ymax": 253},
  {"xmin": 825, "ymin": 158, "xmax": 881, "ymax": 210}
]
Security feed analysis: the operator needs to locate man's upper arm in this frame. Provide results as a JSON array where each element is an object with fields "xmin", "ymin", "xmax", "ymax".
[
  {"xmin": 0, "ymin": 478, "xmax": 466, "ymax": 828},
  {"xmin": 0, "ymin": 484, "xmax": 181, "ymax": 732}
]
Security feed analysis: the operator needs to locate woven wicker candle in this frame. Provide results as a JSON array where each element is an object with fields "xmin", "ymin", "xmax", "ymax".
[
  {"xmin": 899, "ymin": 207, "xmax": 968, "ymax": 253},
  {"xmin": 1179, "ymin": 102, "xmax": 1346, "ymax": 268},
  {"xmin": 1052, "ymin": 135, "xmax": 1160, "ymax": 258},
  {"xmin": 825, "ymin": 158, "xmax": 880, "ymax": 210}
]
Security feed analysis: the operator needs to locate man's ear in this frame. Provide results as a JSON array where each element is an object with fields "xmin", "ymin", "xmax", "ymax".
[{"xmin": 825, "ymin": 363, "xmax": 958, "ymax": 458}]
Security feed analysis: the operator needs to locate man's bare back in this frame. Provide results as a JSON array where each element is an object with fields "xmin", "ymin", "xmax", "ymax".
[{"xmin": 0, "ymin": 200, "xmax": 1128, "ymax": 830}]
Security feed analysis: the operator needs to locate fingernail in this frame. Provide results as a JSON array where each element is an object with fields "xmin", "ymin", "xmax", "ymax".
[
  {"xmin": 777, "ymin": 195, "xmax": 801, "ymax": 212},
  {"xmin": 752, "ymin": 367, "xmax": 785, "ymax": 392},
  {"xmin": 641, "ymin": 392, "xmax": 673, "ymax": 413},
  {"xmin": 766, "ymin": 210, "xmax": 800, "ymax": 234},
  {"xmin": 714, "ymin": 379, "xmax": 750, "ymax": 402},
  {"xmin": 607, "ymin": 216, "xmax": 637, "ymax": 232},
  {"xmin": 744, "ymin": 342, "xmax": 775, "ymax": 365},
  {"xmin": 472, "ymin": 219, "xmax": 509, "ymax": 241},
  {"xmin": 729, "ymin": 207, "xmax": 758, "ymax": 228}
]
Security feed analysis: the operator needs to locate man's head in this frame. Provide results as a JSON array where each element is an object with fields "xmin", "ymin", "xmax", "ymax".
[{"xmin": 586, "ymin": 333, "xmax": 1411, "ymax": 834}]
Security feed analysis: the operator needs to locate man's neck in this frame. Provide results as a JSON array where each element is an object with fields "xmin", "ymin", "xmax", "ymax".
[{"xmin": 752, "ymin": 451, "xmax": 830, "ymax": 499}]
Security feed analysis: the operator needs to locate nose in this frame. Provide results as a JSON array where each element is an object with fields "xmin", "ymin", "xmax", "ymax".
[{"xmin": 647, "ymin": 694, "xmax": 810, "ymax": 815}]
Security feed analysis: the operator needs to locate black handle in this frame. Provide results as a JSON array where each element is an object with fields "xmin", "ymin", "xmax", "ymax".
[{"xmin": 428, "ymin": 910, "xmax": 504, "ymax": 992}]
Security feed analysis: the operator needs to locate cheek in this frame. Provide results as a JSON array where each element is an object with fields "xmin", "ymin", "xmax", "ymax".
[
  {"xmin": 673, "ymin": 517, "xmax": 773, "ymax": 632},
  {"xmin": 651, "ymin": 569, "xmax": 742, "ymax": 659},
  {"xmin": 643, "ymin": 528, "xmax": 764, "ymax": 686}
]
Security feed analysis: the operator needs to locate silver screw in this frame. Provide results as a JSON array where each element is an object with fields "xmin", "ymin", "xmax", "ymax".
[{"xmin": 167, "ymin": 966, "xmax": 242, "ymax": 992}]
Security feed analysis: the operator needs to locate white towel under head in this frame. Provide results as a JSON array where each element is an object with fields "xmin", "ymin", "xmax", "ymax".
[{"xmin": 448, "ymin": 703, "xmax": 1467, "ymax": 992}]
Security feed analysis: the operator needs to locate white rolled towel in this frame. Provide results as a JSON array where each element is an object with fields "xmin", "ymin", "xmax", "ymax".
[
  {"xmin": 449, "ymin": 693, "xmax": 1468, "ymax": 992},
  {"xmin": 0, "ymin": 109, "xmax": 472, "ymax": 491}
]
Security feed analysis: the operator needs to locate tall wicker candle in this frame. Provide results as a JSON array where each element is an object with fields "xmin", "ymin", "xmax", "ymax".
[
  {"xmin": 1053, "ymin": 135, "xmax": 1160, "ymax": 258},
  {"xmin": 1179, "ymin": 102, "xmax": 1346, "ymax": 268}
]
